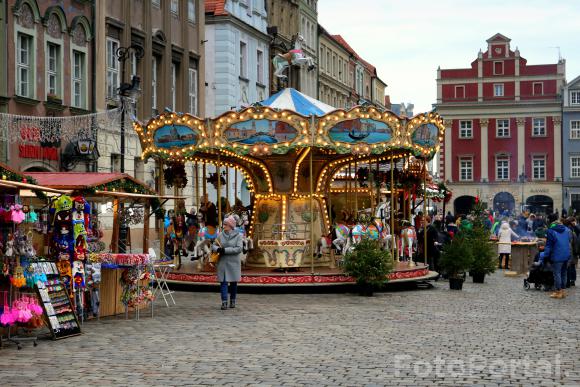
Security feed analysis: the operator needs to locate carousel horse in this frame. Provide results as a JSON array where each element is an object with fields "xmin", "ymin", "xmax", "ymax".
[
  {"xmin": 315, "ymin": 223, "xmax": 350, "ymax": 257},
  {"xmin": 192, "ymin": 212, "xmax": 220, "ymax": 269},
  {"xmin": 399, "ymin": 220, "xmax": 417, "ymax": 265},
  {"xmin": 224, "ymin": 212, "xmax": 252, "ymax": 267},
  {"xmin": 272, "ymin": 34, "xmax": 316, "ymax": 79}
]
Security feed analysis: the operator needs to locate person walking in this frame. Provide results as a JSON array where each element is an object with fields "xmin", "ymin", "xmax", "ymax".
[
  {"xmin": 212, "ymin": 216, "xmax": 243, "ymax": 310},
  {"xmin": 539, "ymin": 214, "xmax": 573, "ymax": 299},
  {"xmin": 567, "ymin": 216, "xmax": 579, "ymax": 287},
  {"xmin": 497, "ymin": 221, "xmax": 519, "ymax": 270}
]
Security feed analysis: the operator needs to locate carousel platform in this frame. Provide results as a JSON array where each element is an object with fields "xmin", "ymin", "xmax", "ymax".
[{"xmin": 162, "ymin": 260, "xmax": 438, "ymax": 287}]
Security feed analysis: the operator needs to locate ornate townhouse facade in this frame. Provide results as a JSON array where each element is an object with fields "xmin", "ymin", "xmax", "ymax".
[
  {"xmin": 435, "ymin": 34, "xmax": 566, "ymax": 216},
  {"xmin": 562, "ymin": 75, "xmax": 580, "ymax": 213}
]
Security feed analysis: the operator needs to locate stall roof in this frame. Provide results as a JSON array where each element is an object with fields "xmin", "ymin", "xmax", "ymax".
[{"xmin": 26, "ymin": 172, "xmax": 153, "ymax": 192}]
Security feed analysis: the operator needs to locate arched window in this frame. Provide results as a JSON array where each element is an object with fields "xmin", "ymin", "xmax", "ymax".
[
  {"xmin": 13, "ymin": 0, "xmax": 41, "ymax": 99},
  {"xmin": 43, "ymin": 6, "xmax": 67, "ymax": 101},
  {"xmin": 70, "ymin": 16, "xmax": 92, "ymax": 109}
]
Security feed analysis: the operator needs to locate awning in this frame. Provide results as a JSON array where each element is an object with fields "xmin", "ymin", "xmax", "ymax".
[
  {"xmin": 25, "ymin": 172, "xmax": 152, "ymax": 192},
  {"xmin": 259, "ymin": 88, "xmax": 335, "ymax": 116},
  {"xmin": 0, "ymin": 180, "xmax": 72, "ymax": 195}
]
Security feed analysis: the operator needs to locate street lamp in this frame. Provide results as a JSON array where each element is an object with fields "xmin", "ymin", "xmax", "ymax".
[
  {"xmin": 116, "ymin": 45, "xmax": 144, "ymax": 173},
  {"xmin": 519, "ymin": 166, "xmax": 527, "ymax": 214}
]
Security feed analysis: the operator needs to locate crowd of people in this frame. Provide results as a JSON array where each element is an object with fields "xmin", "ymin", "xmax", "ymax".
[{"xmin": 417, "ymin": 209, "xmax": 578, "ymax": 299}]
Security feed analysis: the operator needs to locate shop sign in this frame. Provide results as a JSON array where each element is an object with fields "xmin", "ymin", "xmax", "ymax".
[{"xmin": 18, "ymin": 126, "xmax": 59, "ymax": 160}]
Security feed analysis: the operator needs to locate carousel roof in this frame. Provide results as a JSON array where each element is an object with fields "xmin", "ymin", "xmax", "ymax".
[{"xmin": 259, "ymin": 88, "xmax": 335, "ymax": 116}]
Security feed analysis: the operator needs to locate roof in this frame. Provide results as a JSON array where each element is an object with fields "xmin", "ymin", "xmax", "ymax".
[
  {"xmin": 0, "ymin": 162, "xmax": 25, "ymax": 180},
  {"xmin": 331, "ymin": 34, "xmax": 358, "ymax": 57},
  {"xmin": 259, "ymin": 88, "xmax": 335, "ymax": 116},
  {"xmin": 205, "ymin": 0, "xmax": 228, "ymax": 16},
  {"xmin": 25, "ymin": 172, "xmax": 153, "ymax": 192},
  {"xmin": 486, "ymin": 33, "xmax": 511, "ymax": 43}
]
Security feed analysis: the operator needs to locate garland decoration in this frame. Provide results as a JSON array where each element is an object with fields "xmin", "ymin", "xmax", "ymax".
[{"xmin": 164, "ymin": 162, "xmax": 188, "ymax": 189}]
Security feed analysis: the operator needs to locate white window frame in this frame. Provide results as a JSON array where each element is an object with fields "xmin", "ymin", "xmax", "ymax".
[
  {"xmin": 71, "ymin": 50, "xmax": 86, "ymax": 108},
  {"xmin": 570, "ymin": 120, "xmax": 580, "ymax": 140},
  {"xmin": 533, "ymin": 82, "xmax": 543, "ymax": 95},
  {"xmin": 171, "ymin": 62, "xmax": 177, "ymax": 110},
  {"xmin": 16, "ymin": 32, "xmax": 34, "ymax": 98},
  {"xmin": 188, "ymin": 67, "xmax": 198, "ymax": 116},
  {"xmin": 496, "ymin": 119, "xmax": 510, "ymax": 138},
  {"xmin": 256, "ymin": 49, "xmax": 263, "ymax": 84},
  {"xmin": 459, "ymin": 120, "xmax": 473, "ymax": 139},
  {"xmin": 532, "ymin": 118, "xmax": 546, "ymax": 137},
  {"xmin": 455, "ymin": 85, "xmax": 465, "ymax": 99},
  {"xmin": 239, "ymin": 41, "xmax": 247, "ymax": 78},
  {"xmin": 106, "ymin": 37, "xmax": 120, "ymax": 100},
  {"xmin": 532, "ymin": 156, "xmax": 546, "ymax": 181},
  {"xmin": 493, "ymin": 61, "xmax": 504, "ymax": 75},
  {"xmin": 494, "ymin": 83, "xmax": 504, "ymax": 97},
  {"xmin": 46, "ymin": 42, "xmax": 61, "ymax": 97},
  {"xmin": 151, "ymin": 57, "xmax": 158, "ymax": 113},
  {"xmin": 571, "ymin": 91, "xmax": 580, "ymax": 105},
  {"xmin": 571, "ymin": 156, "xmax": 580, "ymax": 178},
  {"xmin": 187, "ymin": 0, "xmax": 196, "ymax": 23},
  {"xmin": 459, "ymin": 157, "xmax": 473, "ymax": 182},
  {"xmin": 171, "ymin": 0, "xmax": 179, "ymax": 15},
  {"xmin": 496, "ymin": 157, "xmax": 509, "ymax": 181}
]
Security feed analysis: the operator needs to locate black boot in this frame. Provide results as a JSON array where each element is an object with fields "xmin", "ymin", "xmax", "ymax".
[
  {"xmin": 221, "ymin": 301, "xmax": 228, "ymax": 310},
  {"xmin": 229, "ymin": 299, "xmax": 236, "ymax": 309}
]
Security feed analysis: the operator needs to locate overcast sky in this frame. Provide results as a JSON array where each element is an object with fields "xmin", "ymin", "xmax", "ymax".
[{"xmin": 318, "ymin": 0, "xmax": 580, "ymax": 113}]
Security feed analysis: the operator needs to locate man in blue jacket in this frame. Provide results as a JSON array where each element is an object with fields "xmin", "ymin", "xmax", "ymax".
[{"xmin": 539, "ymin": 213, "xmax": 573, "ymax": 299}]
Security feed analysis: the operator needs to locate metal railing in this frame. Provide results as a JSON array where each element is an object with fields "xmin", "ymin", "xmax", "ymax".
[{"xmin": 254, "ymin": 222, "xmax": 312, "ymax": 240}]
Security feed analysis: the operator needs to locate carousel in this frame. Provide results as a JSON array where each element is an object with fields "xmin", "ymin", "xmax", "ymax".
[{"xmin": 133, "ymin": 88, "xmax": 445, "ymax": 286}]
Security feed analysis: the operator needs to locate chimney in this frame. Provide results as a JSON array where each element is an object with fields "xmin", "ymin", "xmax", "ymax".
[{"xmin": 384, "ymin": 95, "xmax": 391, "ymax": 109}]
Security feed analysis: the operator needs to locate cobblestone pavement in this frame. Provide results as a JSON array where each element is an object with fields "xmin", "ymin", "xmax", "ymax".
[{"xmin": 1, "ymin": 272, "xmax": 579, "ymax": 386}]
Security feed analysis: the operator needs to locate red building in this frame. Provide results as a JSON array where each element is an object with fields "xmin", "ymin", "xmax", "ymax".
[{"xmin": 435, "ymin": 33, "xmax": 566, "ymax": 215}]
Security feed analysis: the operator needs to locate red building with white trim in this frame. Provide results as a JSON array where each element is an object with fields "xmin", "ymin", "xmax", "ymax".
[{"xmin": 435, "ymin": 33, "xmax": 566, "ymax": 215}]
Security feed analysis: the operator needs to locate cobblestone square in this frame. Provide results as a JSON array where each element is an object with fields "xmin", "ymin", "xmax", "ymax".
[{"xmin": 1, "ymin": 273, "xmax": 579, "ymax": 386}]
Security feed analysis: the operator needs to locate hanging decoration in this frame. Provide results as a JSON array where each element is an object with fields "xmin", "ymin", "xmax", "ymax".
[
  {"xmin": 163, "ymin": 162, "xmax": 188, "ymax": 189},
  {"xmin": 206, "ymin": 170, "xmax": 226, "ymax": 190},
  {"xmin": 0, "ymin": 108, "xmax": 122, "ymax": 144}
]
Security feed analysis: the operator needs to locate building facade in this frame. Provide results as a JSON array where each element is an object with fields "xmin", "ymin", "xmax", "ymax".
[
  {"xmin": 318, "ymin": 26, "xmax": 351, "ymax": 109},
  {"xmin": 563, "ymin": 75, "xmax": 580, "ymax": 213},
  {"xmin": 435, "ymin": 34, "xmax": 566, "ymax": 216},
  {"xmin": 205, "ymin": 0, "xmax": 269, "ymax": 116},
  {"xmin": 0, "ymin": 0, "xmax": 94, "ymax": 171}
]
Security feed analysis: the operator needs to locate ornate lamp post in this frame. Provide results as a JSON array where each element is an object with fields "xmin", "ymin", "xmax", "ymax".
[{"xmin": 519, "ymin": 165, "xmax": 527, "ymax": 215}]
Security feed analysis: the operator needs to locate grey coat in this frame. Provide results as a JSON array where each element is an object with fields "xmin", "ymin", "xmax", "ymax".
[{"xmin": 216, "ymin": 230, "xmax": 243, "ymax": 283}]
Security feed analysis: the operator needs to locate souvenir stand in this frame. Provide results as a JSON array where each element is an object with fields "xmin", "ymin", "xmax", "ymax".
[
  {"xmin": 0, "ymin": 163, "xmax": 82, "ymax": 346},
  {"xmin": 134, "ymin": 88, "xmax": 446, "ymax": 283},
  {"xmin": 24, "ymin": 172, "xmax": 176, "ymax": 318}
]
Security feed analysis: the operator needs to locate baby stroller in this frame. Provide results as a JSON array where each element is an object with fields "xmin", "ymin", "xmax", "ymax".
[{"xmin": 523, "ymin": 261, "xmax": 553, "ymax": 291}]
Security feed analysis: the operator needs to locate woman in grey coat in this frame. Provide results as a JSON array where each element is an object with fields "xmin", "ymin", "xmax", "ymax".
[{"xmin": 212, "ymin": 216, "xmax": 243, "ymax": 310}]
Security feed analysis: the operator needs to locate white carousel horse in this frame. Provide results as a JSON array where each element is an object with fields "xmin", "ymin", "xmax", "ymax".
[
  {"xmin": 192, "ymin": 213, "xmax": 220, "ymax": 270},
  {"xmin": 316, "ymin": 223, "xmax": 350, "ymax": 257},
  {"xmin": 399, "ymin": 221, "xmax": 417, "ymax": 266},
  {"xmin": 272, "ymin": 34, "xmax": 316, "ymax": 79},
  {"xmin": 369, "ymin": 219, "xmax": 393, "ymax": 252}
]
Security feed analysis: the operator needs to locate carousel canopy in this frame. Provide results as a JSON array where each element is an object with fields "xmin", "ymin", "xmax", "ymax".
[{"xmin": 259, "ymin": 88, "xmax": 335, "ymax": 116}]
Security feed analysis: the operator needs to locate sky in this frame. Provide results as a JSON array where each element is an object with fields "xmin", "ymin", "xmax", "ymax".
[{"xmin": 318, "ymin": 0, "xmax": 580, "ymax": 113}]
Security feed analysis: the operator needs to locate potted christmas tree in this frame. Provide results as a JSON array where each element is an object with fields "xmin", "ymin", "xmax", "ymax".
[
  {"xmin": 342, "ymin": 238, "xmax": 394, "ymax": 296},
  {"xmin": 439, "ymin": 234, "xmax": 473, "ymax": 290},
  {"xmin": 467, "ymin": 198, "xmax": 497, "ymax": 283}
]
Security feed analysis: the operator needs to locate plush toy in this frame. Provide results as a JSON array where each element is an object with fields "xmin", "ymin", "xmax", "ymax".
[
  {"xmin": 10, "ymin": 204, "xmax": 25, "ymax": 224},
  {"xmin": 56, "ymin": 260, "xmax": 72, "ymax": 286},
  {"xmin": 72, "ymin": 261, "xmax": 85, "ymax": 288},
  {"xmin": 74, "ymin": 235, "xmax": 87, "ymax": 261},
  {"xmin": 4, "ymin": 237, "xmax": 14, "ymax": 257}
]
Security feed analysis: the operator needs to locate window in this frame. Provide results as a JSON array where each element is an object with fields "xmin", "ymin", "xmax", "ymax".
[
  {"xmin": 46, "ymin": 43, "xmax": 61, "ymax": 97},
  {"xmin": 494, "ymin": 83, "xmax": 504, "ymax": 97},
  {"xmin": 106, "ymin": 38, "xmax": 120, "ymax": 99},
  {"xmin": 496, "ymin": 119, "xmax": 510, "ymax": 137},
  {"xmin": 532, "ymin": 156, "xmax": 546, "ymax": 180},
  {"xmin": 239, "ymin": 41, "xmax": 247, "ymax": 78},
  {"xmin": 459, "ymin": 120, "xmax": 473, "ymax": 138},
  {"xmin": 533, "ymin": 82, "xmax": 543, "ymax": 95},
  {"xmin": 171, "ymin": 62, "xmax": 177, "ymax": 110},
  {"xmin": 455, "ymin": 85, "xmax": 465, "ymax": 99},
  {"xmin": 151, "ymin": 57, "xmax": 158, "ymax": 113},
  {"xmin": 187, "ymin": 0, "xmax": 196, "ymax": 22},
  {"xmin": 493, "ymin": 61, "xmax": 503, "ymax": 75},
  {"xmin": 171, "ymin": 0, "xmax": 179, "ymax": 15},
  {"xmin": 571, "ymin": 91, "xmax": 580, "ymax": 105},
  {"xmin": 326, "ymin": 52, "xmax": 330, "ymax": 74},
  {"xmin": 134, "ymin": 157, "xmax": 145, "ymax": 181},
  {"xmin": 72, "ymin": 51, "xmax": 85, "ymax": 108},
  {"xmin": 571, "ymin": 121, "xmax": 580, "ymax": 139},
  {"xmin": 257, "ymin": 50, "xmax": 263, "ymax": 84},
  {"xmin": 152, "ymin": 0, "xmax": 160, "ymax": 7},
  {"xmin": 459, "ymin": 158, "xmax": 473, "ymax": 181},
  {"xmin": 16, "ymin": 33, "xmax": 33, "ymax": 97},
  {"xmin": 533, "ymin": 118, "xmax": 546, "ymax": 136},
  {"xmin": 496, "ymin": 157, "xmax": 509, "ymax": 180},
  {"xmin": 188, "ymin": 68, "xmax": 198, "ymax": 116},
  {"xmin": 111, "ymin": 154, "xmax": 121, "ymax": 173},
  {"xmin": 571, "ymin": 157, "xmax": 580, "ymax": 178},
  {"xmin": 130, "ymin": 51, "xmax": 138, "ymax": 78}
]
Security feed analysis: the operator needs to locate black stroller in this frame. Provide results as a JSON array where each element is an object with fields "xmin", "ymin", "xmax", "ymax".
[{"xmin": 524, "ymin": 261, "xmax": 553, "ymax": 291}]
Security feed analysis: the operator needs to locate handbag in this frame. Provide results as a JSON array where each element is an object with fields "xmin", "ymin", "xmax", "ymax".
[{"xmin": 209, "ymin": 239, "xmax": 222, "ymax": 264}]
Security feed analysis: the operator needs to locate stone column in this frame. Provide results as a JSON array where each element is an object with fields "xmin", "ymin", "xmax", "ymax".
[
  {"xmin": 553, "ymin": 116, "xmax": 562, "ymax": 181},
  {"xmin": 516, "ymin": 118, "xmax": 526, "ymax": 177},
  {"xmin": 480, "ymin": 119, "xmax": 489, "ymax": 182},
  {"xmin": 444, "ymin": 119, "xmax": 453, "ymax": 182}
]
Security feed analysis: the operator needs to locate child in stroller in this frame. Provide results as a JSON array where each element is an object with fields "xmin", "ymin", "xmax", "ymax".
[{"xmin": 524, "ymin": 240, "xmax": 554, "ymax": 291}]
